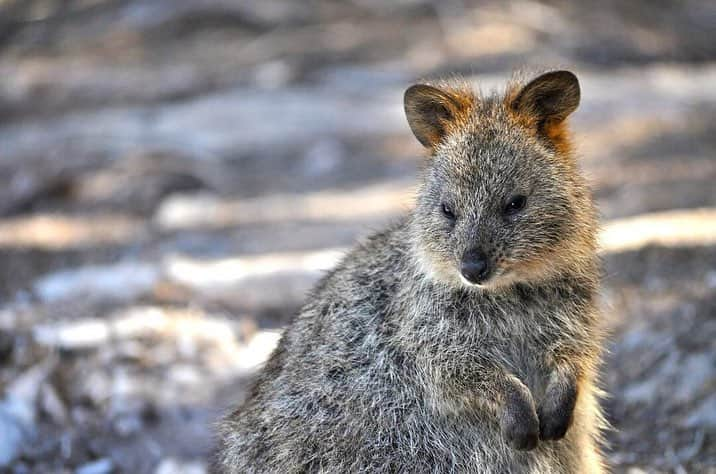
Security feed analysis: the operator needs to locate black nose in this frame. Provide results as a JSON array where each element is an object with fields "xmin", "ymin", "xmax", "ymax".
[{"xmin": 460, "ymin": 249, "xmax": 491, "ymax": 284}]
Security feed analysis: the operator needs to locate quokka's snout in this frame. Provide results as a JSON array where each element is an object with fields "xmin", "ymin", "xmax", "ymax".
[{"xmin": 460, "ymin": 247, "xmax": 491, "ymax": 284}]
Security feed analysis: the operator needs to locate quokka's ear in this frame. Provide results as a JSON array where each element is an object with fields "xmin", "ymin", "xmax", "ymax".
[
  {"xmin": 404, "ymin": 84, "xmax": 470, "ymax": 149},
  {"xmin": 511, "ymin": 70, "xmax": 580, "ymax": 126}
]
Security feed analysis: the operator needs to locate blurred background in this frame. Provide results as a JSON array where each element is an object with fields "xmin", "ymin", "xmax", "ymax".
[{"xmin": 0, "ymin": 0, "xmax": 714, "ymax": 472}]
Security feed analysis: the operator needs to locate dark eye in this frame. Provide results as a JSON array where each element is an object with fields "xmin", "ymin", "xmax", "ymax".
[
  {"xmin": 441, "ymin": 203, "xmax": 456, "ymax": 221},
  {"xmin": 503, "ymin": 195, "xmax": 527, "ymax": 216}
]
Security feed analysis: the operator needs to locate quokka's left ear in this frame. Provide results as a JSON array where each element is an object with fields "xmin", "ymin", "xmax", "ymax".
[{"xmin": 511, "ymin": 70, "xmax": 580, "ymax": 126}]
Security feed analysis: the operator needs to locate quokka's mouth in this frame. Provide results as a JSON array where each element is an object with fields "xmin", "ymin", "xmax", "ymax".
[
  {"xmin": 459, "ymin": 273, "xmax": 487, "ymax": 288},
  {"xmin": 458, "ymin": 267, "xmax": 514, "ymax": 290}
]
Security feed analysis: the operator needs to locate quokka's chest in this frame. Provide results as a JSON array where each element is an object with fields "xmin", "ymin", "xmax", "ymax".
[
  {"xmin": 459, "ymin": 295, "xmax": 571, "ymax": 344},
  {"xmin": 457, "ymin": 300, "xmax": 574, "ymax": 387}
]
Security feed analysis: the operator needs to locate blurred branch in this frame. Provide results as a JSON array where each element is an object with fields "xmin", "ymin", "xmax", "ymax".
[
  {"xmin": 0, "ymin": 0, "xmax": 129, "ymax": 51},
  {"xmin": 0, "ymin": 0, "xmax": 32, "ymax": 46}
]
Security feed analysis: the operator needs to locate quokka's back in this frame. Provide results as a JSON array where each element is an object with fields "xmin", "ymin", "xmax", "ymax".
[{"xmin": 214, "ymin": 70, "xmax": 607, "ymax": 474}]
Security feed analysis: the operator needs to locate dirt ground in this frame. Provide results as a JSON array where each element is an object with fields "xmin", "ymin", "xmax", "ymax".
[{"xmin": 0, "ymin": 1, "xmax": 714, "ymax": 473}]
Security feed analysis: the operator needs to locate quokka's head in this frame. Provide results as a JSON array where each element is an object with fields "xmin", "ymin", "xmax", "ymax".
[{"xmin": 405, "ymin": 70, "xmax": 597, "ymax": 290}]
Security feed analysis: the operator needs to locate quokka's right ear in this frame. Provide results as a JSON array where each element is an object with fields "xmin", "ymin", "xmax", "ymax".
[
  {"xmin": 510, "ymin": 71, "xmax": 580, "ymax": 127},
  {"xmin": 404, "ymin": 84, "xmax": 471, "ymax": 149},
  {"xmin": 509, "ymin": 70, "xmax": 580, "ymax": 155}
]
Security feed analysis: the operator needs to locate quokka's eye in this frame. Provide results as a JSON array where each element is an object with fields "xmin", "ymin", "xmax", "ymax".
[
  {"xmin": 503, "ymin": 195, "xmax": 527, "ymax": 216},
  {"xmin": 441, "ymin": 203, "xmax": 456, "ymax": 221}
]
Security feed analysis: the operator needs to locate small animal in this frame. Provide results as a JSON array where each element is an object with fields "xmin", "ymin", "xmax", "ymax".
[{"xmin": 214, "ymin": 70, "xmax": 607, "ymax": 473}]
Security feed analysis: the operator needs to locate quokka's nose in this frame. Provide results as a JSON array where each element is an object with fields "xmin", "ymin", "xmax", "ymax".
[{"xmin": 460, "ymin": 249, "xmax": 491, "ymax": 284}]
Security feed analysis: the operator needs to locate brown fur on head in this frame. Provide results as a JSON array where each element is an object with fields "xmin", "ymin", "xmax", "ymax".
[{"xmin": 404, "ymin": 70, "xmax": 596, "ymax": 290}]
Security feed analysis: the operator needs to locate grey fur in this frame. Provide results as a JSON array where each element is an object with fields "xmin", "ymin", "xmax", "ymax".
[{"xmin": 215, "ymin": 71, "xmax": 607, "ymax": 474}]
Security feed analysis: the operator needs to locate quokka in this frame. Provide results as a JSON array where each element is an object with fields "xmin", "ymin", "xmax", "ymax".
[{"xmin": 215, "ymin": 70, "xmax": 607, "ymax": 473}]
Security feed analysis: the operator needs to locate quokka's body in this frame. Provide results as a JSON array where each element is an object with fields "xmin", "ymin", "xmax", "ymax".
[{"xmin": 215, "ymin": 71, "xmax": 607, "ymax": 473}]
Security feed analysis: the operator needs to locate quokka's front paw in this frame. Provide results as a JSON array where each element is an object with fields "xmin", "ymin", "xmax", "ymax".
[
  {"xmin": 501, "ymin": 411, "xmax": 539, "ymax": 451},
  {"xmin": 538, "ymin": 407, "xmax": 571, "ymax": 441},
  {"xmin": 537, "ymin": 380, "xmax": 577, "ymax": 441},
  {"xmin": 500, "ymin": 386, "xmax": 540, "ymax": 451}
]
